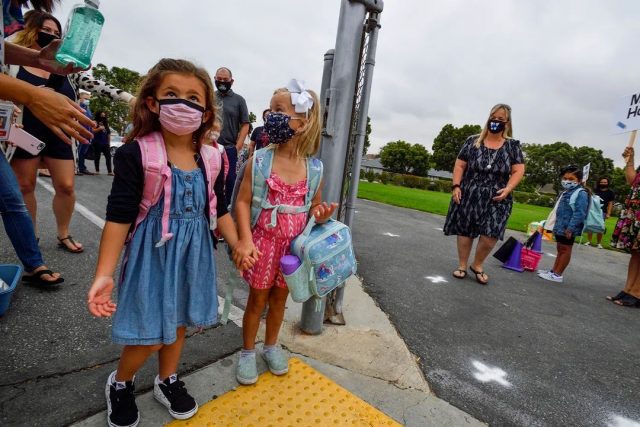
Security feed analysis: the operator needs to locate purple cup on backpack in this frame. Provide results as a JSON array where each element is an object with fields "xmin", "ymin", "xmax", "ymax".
[{"xmin": 280, "ymin": 255, "xmax": 301, "ymax": 275}]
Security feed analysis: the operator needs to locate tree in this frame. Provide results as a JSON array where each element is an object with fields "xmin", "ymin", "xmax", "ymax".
[
  {"xmin": 249, "ymin": 111, "xmax": 256, "ymax": 123},
  {"xmin": 522, "ymin": 142, "xmax": 614, "ymax": 193},
  {"xmin": 431, "ymin": 123, "xmax": 482, "ymax": 172},
  {"xmin": 610, "ymin": 167, "xmax": 628, "ymax": 203},
  {"xmin": 363, "ymin": 116, "xmax": 371, "ymax": 156},
  {"xmin": 89, "ymin": 63, "xmax": 142, "ymax": 134},
  {"xmin": 379, "ymin": 140, "xmax": 431, "ymax": 176}
]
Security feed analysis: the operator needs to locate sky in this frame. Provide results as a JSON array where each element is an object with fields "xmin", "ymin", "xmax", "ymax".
[{"xmin": 51, "ymin": 0, "xmax": 640, "ymax": 166}]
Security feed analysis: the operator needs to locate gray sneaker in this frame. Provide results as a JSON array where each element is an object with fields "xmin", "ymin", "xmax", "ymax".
[
  {"xmin": 538, "ymin": 270, "xmax": 563, "ymax": 283},
  {"xmin": 236, "ymin": 352, "xmax": 258, "ymax": 385},
  {"xmin": 261, "ymin": 345, "xmax": 289, "ymax": 376}
]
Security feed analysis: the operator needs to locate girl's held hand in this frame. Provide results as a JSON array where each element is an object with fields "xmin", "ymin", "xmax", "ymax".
[
  {"xmin": 564, "ymin": 230, "xmax": 573, "ymax": 239},
  {"xmin": 452, "ymin": 188, "xmax": 462, "ymax": 204},
  {"xmin": 233, "ymin": 239, "xmax": 261, "ymax": 270},
  {"xmin": 313, "ymin": 202, "xmax": 338, "ymax": 223},
  {"xmin": 87, "ymin": 276, "xmax": 117, "ymax": 317}
]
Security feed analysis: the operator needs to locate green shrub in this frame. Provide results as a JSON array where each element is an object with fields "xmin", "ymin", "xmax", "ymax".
[{"xmin": 380, "ymin": 172, "xmax": 391, "ymax": 185}]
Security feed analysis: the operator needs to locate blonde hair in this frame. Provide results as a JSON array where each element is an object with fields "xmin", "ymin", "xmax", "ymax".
[
  {"xmin": 272, "ymin": 87, "xmax": 321, "ymax": 157},
  {"xmin": 128, "ymin": 58, "xmax": 219, "ymax": 151},
  {"xmin": 12, "ymin": 10, "xmax": 61, "ymax": 48},
  {"xmin": 474, "ymin": 103, "xmax": 513, "ymax": 148}
]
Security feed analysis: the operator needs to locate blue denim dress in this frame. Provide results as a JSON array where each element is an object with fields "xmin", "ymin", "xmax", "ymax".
[{"xmin": 112, "ymin": 167, "xmax": 217, "ymax": 345}]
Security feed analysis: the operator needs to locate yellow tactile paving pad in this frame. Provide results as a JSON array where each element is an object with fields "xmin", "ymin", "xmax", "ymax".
[{"xmin": 168, "ymin": 358, "xmax": 401, "ymax": 427}]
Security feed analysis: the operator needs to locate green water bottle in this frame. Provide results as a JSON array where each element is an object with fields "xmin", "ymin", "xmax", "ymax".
[{"xmin": 55, "ymin": 0, "xmax": 104, "ymax": 69}]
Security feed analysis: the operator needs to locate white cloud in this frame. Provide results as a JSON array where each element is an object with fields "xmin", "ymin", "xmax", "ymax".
[{"xmin": 50, "ymin": 0, "xmax": 640, "ymax": 164}]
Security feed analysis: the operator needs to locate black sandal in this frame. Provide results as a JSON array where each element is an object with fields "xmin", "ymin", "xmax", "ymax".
[
  {"xmin": 23, "ymin": 269, "xmax": 64, "ymax": 286},
  {"xmin": 606, "ymin": 291, "xmax": 628, "ymax": 302},
  {"xmin": 57, "ymin": 235, "xmax": 84, "ymax": 253},
  {"xmin": 452, "ymin": 269, "xmax": 467, "ymax": 279},
  {"xmin": 613, "ymin": 294, "xmax": 640, "ymax": 307},
  {"xmin": 470, "ymin": 266, "xmax": 489, "ymax": 285}
]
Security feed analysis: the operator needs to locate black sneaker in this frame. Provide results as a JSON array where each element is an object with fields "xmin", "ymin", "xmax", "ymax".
[
  {"xmin": 153, "ymin": 374, "xmax": 198, "ymax": 420},
  {"xmin": 105, "ymin": 371, "xmax": 139, "ymax": 427}
]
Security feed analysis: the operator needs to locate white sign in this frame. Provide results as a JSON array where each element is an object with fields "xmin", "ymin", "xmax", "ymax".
[
  {"xmin": 582, "ymin": 163, "xmax": 590, "ymax": 183},
  {"xmin": 613, "ymin": 92, "xmax": 640, "ymax": 134}
]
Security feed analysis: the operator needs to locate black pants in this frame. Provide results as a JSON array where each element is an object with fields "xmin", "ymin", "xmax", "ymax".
[{"xmin": 93, "ymin": 143, "xmax": 112, "ymax": 173}]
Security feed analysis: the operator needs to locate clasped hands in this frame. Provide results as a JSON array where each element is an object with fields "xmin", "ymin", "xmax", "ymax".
[{"xmin": 232, "ymin": 202, "xmax": 338, "ymax": 271}]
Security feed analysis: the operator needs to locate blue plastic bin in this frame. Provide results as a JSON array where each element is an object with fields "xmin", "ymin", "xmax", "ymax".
[{"xmin": 0, "ymin": 264, "xmax": 22, "ymax": 316}]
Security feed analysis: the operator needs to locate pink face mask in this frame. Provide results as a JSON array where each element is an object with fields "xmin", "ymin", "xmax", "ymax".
[{"xmin": 157, "ymin": 98, "xmax": 205, "ymax": 136}]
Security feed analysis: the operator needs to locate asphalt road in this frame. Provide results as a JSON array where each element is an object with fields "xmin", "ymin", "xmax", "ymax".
[
  {"xmin": 0, "ymin": 166, "xmax": 244, "ymax": 426},
  {"xmin": 352, "ymin": 198, "xmax": 640, "ymax": 427}
]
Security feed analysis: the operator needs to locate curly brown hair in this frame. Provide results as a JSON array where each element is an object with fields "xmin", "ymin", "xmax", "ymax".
[{"xmin": 128, "ymin": 58, "xmax": 219, "ymax": 151}]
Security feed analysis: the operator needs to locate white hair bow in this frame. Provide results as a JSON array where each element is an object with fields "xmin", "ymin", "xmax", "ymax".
[{"xmin": 286, "ymin": 79, "xmax": 314, "ymax": 116}]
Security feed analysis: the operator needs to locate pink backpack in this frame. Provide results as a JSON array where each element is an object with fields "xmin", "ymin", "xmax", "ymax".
[{"xmin": 129, "ymin": 131, "xmax": 222, "ymax": 247}]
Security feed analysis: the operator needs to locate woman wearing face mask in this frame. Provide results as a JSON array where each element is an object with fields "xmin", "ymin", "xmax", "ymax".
[
  {"xmin": 92, "ymin": 111, "xmax": 112, "ymax": 175},
  {"xmin": 8, "ymin": 10, "xmax": 134, "ymax": 253},
  {"xmin": 443, "ymin": 104, "xmax": 525, "ymax": 285},
  {"xmin": 537, "ymin": 166, "xmax": 589, "ymax": 283}
]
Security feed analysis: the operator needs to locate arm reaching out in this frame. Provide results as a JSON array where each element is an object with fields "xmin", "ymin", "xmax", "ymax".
[{"xmin": 87, "ymin": 222, "xmax": 130, "ymax": 317}]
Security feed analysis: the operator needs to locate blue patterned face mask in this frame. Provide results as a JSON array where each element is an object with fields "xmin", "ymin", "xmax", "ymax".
[
  {"xmin": 561, "ymin": 180, "xmax": 579, "ymax": 190},
  {"xmin": 264, "ymin": 112, "xmax": 296, "ymax": 145}
]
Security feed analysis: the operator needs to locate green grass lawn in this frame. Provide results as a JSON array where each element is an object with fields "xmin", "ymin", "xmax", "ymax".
[{"xmin": 357, "ymin": 181, "xmax": 618, "ymax": 247}]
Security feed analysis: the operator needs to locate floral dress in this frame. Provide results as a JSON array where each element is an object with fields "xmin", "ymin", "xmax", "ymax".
[
  {"xmin": 243, "ymin": 173, "xmax": 309, "ymax": 290},
  {"xmin": 611, "ymin": 172, "xmax": 640, "ymax": 251}
]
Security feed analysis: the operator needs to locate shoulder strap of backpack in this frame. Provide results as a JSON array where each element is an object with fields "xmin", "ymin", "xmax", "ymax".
[
  {"xmin": 250, "ymin": 146, "xmax": 274, "ymax": 227},
  {"xmin": 569, "ymin": 188, "xmax": 586, "ymax": 208},
  {"xmin": 305, "ymin": 157, "xmax": 324, "ymax": 206},
  {"xmin": 200, "ymin": 144, "xmax": 222, "ymax": 231},
  {"xmin": 133, "ymin": 131, "xmax": 173, "ymax": 247}
]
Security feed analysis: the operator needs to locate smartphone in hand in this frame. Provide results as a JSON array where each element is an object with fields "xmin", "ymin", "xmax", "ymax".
[{"xmin": 8, "ymin": 125, "xmax": 46, "ymax": 155}]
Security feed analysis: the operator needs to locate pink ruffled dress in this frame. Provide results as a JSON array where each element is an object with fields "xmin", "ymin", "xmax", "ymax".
[{"xmin": 243, "ymin": 173, "xmax": 309, "ymax": 289}]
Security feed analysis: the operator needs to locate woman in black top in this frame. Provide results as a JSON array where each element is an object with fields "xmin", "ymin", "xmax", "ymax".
[
  {"xmin": 443, "ymin": 104, "xmax": 525, "ymax": 285},
  {"xmin": 9, "ymin": 11, "xmax": 133, "ymax": 253}
]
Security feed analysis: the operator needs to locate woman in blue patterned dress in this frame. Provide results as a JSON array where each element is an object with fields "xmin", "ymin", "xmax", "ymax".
[{"xmin": 443, "ymin": 104, "xmax": 525, "ymax": 285}]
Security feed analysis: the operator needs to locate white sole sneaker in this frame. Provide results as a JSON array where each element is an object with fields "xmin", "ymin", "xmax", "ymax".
[
  {"xmin": 153, "ymin": 382, "xmax": 198, "ymax": 420},
  {"xmin": 105, "ymin": 371, "xmax": 139, "ymax": 427}
]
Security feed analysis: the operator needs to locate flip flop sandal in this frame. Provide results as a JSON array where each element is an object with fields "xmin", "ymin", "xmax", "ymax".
[
  {"xmin": 452, "ymin": 269, "xmax": 467, "ymax": 279},
  {"xmin": 613, "ymin": 294, "xmax": 640, "ymax": 307},
  {"xmin": 606, "ymin": 291, "xmax": 628, "ymax": 302},
  {"xmin": 470, "ymin": 267, "xmax": 489, "ymax": 285},
  {"xmin": 57, "ymin": 235, "xmax": 84, "ymax": 253},
  {"xmin": 23, "ymin": 269, "xmax": 64, "ymax": 286}
]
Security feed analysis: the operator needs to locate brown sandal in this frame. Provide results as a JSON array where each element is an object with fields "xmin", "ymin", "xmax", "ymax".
[{"xmin": 57, "ymin": 235, "xmax": 84, "ymax": 253}]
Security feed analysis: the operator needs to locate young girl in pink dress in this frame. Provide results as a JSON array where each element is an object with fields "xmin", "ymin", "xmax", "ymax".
[{"xmin": 232, "ymin": 80, "xmax": 337, "ymax": 384}]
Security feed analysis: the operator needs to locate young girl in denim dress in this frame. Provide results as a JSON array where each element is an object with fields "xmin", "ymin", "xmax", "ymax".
[
  {"xmin": 87, "ymin": 59, "xmax": 239, "ymax": 427},
  {"xmin": 538, "ymin": 165, "xmax": 588, "ymax": 283},
  {"xmin": 232, "ymin": 80, "xmax": 337, "ymax": 385}
]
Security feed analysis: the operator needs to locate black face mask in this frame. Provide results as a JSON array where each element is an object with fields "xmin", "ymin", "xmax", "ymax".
[
  {"xmin": 599, "ymin": 184, "xmax": 608, "ymax": 189},
  {"xmin": 37, "ymin": 31, "xmax": 58, "ymax": 48},
  {"xmin": 215, "ymin": 80, "xmax": 232, "ymax": 94}
]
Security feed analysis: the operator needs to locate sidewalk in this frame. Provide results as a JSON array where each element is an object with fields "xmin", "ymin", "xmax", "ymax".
[{"xmin": 74, "ymin": 276, "xmax": 484, "ymax": 426}]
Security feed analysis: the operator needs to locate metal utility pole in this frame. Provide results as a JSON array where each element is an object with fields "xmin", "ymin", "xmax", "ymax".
[{"xmin": 300, "ymin": 0, "xmax": 383, "ymax": 335}]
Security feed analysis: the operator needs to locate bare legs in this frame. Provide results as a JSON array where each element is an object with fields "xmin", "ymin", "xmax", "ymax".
[
  {"xmin": 242, "ymin": 286, "xmax": 289, "ymax": 350},
  {"xmin": 455, "ymin": 235, "xmax": 498, "ymax": 283},
  {"xmin": 551, "ymin": 243, "xmax": 573, "ymax": 275},
  {"xmin": 115, "ymin": 327, "xmax": 187, "ymax": 382},
  {"xmin": 11, "ymin": 156, "xmax": 82, "ymax": 250}
]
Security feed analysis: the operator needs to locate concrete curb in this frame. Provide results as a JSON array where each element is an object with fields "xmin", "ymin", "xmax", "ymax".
[{"xmin": 263, "ymin": 275, "xmax": 430, "ymax": 393}]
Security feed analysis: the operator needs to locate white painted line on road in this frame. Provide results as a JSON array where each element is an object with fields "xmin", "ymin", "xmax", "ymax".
[
  {"xmin": 471, "ymin": 360, "xmax": 512, "ymax": 387},
  {"xmin": 434, "ymin": 227, "xmax": 443, "ymax": 231},
  {"xmin": 217, "ymin": 296, "xmax": 243, "ymax": 328},
  {"xmin": 382, "ymin": 232, "xmax": 400, "ymax": 237},
  {"xmin": 425, "ymin": 275, "xmax": 448, "ymax": 284},
  {"xmin": 607, "ymin": 415, "xmax": 640, "ymax": 427},
  {"xmin": 37, "ymin": 178, "xmax": 105, "ymax": 229},
  {"xmin": 546, "ymin": 253, "xmax": 557, "ymax": 258}
]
